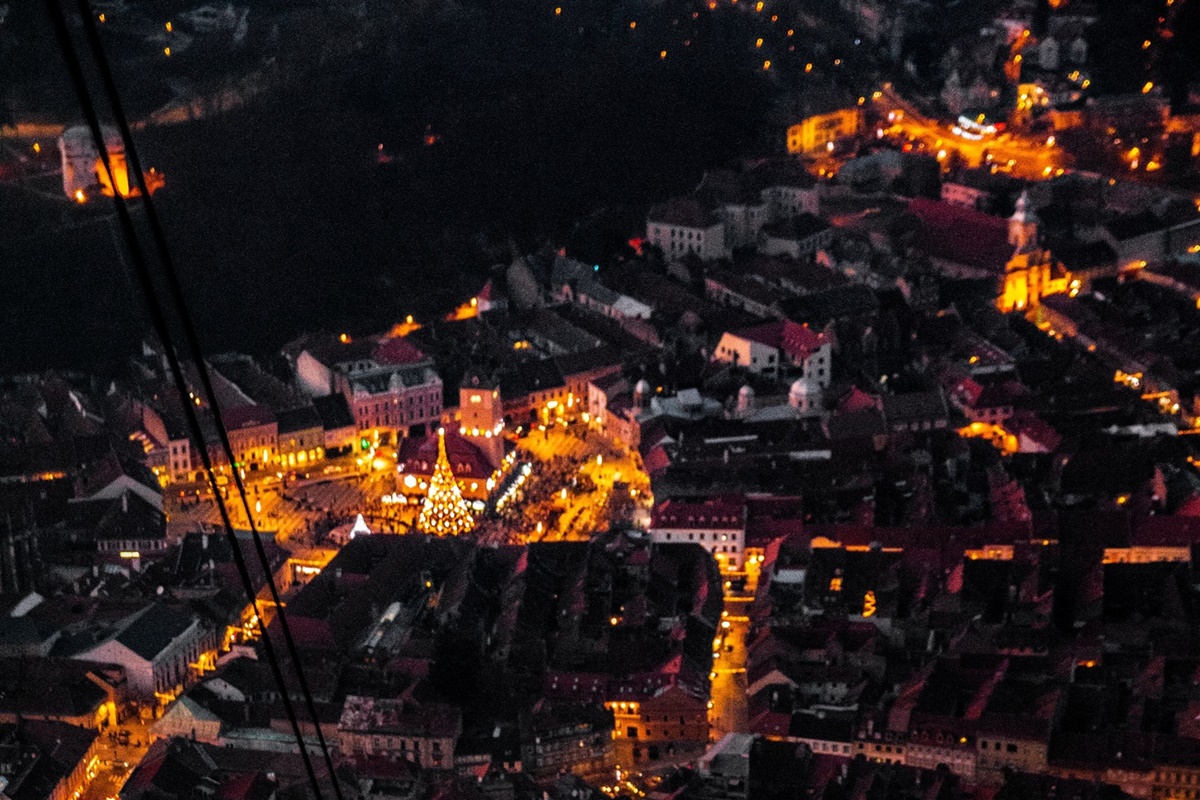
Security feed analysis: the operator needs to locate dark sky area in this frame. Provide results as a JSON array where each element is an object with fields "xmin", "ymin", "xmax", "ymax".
[{"xmin": 0, "ymin": 0, "xmax": 772, "ymax": 375}]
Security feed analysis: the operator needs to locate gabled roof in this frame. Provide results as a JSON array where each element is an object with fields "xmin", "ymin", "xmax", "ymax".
[
  {"xmin": 173, "ymin": 530, "xmax": 290, "ymax": 595},
  {"xmin": 7, "ymin": 720, "xmax": 99, "ymax": 800},
  {"xmin": 906, "ymin": 197, "xmax": 1013, "ymax": 274},
  {"xmin": 1005, "ymin": 412, "xmax": 1062, "ymax": 451},
  {"xmin": 0, "ymin": 657, "xmax": 116, "ymax": 718},
  {"xmin": 66, "ymin": 489, "xmax": 165, "ymax": 542},
  {"xmin": 373, "ymin": 337, "xmax": 428, "ymax": 366},
  {"xmin": 729, "ymin": 320, "xmax": 826, "ymax": 360},
  {"xmin": 397, "ymin": 428, "xmax": 500, "ymax": 476},
  {"xmin": 651, "ymin": 496, "xmax": 746, "ymax": 530},
  {"xmin": 116, "ymin": 603, "xmax": 196, "ymax": 662},
  {"xmin": 647, "ymin": 198, "xmax": 722, "ymax": 229},
  {"xmin": 75, "ymin": 451, "xmax": 160, "ymax": 500}
]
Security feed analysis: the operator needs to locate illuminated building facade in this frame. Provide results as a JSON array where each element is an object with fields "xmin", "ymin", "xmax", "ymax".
[
  {"xmin": 57, "ymin": 124, "xmax": 162, "ymax": 204},
  {"xmin": 397, "ymin": 427, "xmax": 503, "ymax": 506},
  {"xmin": 222, "ymin": 405, "xmax": 278, "ymax": 473},
  {"xmin": 67, "ymin": 603, "xmax": 216, "ymax": 704},
  {"xmin": 605, "ymin": 685, "xmax": 710, "ymax": 745},
  {"xmin": 786, "ymin": 106, "xmax": 861, "ymax": 154},
  {"xmin": 292, "ymin": 335, "xmax": 443, "ymax": 445},
  {"xmin": 276, "ymin": 406, "xmax": 325, "ymax": 469},
  {"xmin": 712, "ymin": 321, "xmax": 832, "ymax": 384},
  {"xmin": 0, "ymin": 720, "xmax": 105, "ymax": 800},
  {"xmin": 998, "ymin": 191, "xmax": 1070, "ymax": 313},
  {"xmin": 649, "ymin": 497, "xmax": 747, "ymax": 570},
  {"xmin": 458, "ymin": 377, "xmax": 505, "ymax": 469}
]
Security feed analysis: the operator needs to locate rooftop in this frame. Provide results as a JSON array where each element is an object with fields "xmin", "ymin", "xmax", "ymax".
[
  {"xmin": 906, "ymin": 197, "xmax": 1014, "ymax": 274},
  {"xmin": 647, "ymin": 198, "xmax": 722, "ymax": 229}
]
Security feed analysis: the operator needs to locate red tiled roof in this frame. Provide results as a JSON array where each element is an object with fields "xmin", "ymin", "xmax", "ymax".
[
  {"xmin": 1133, "ymin": 515, "xmax": 1200, "ymax": 546},
  {"xmin": 643, "ymin": 444, "xmax": 672, "ymax": 476},
  {"xmin": 1005, "ymin": 413, "xmax": 1062, "ymax": 451},
  {"xmin": 216, "ymin": 773, "xmax": 274, "ymax": 800},
  {"xmin": 544, "ymin": 671, "xmax": 609, "ymax": 703},
  {"xmin": 397, "ymin": 429, "xmax": 498, "ymax": 476},
  {"xmin": 838, "ymin": 386, "xmax": 882, "ymax": 413},
  {"xmin": 373, "ymin": 337, "xmax": 427, "ymax": 366},
  {"xmin": 652, "ymin": 496, "xmax": 746, "ymax": 529},
  {"xmin": 907, "ymin": 197, "xmax": 1013, "ymax": 274},
  {"xmin": 1176, "ymin": 495, "xmax": 1200, "ymax": 518},
  {"xmin": 733, "ymin": 320, "xmax": 826, "ymax": 360},
  {"xmin": 937, "ymin": 364, "xmax": 984, "ymax": 405}
]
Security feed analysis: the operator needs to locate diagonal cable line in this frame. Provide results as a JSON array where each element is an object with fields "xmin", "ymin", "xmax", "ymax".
[
  {"xmin": 67, "ymin": 1, "xmax": 349, "ymax": 793},
  {"xmin": 65, "ymin": 9, "xmax": 346, "ymax": 795},
  {"xmin": 42, "ymin": 2, "xmax": 340, "ymax": 796}
]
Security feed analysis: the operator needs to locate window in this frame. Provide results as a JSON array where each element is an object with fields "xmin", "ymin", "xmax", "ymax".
[{"xmin": 1007, "ymin": 744, "xmax": 1018, "ymax": 753}]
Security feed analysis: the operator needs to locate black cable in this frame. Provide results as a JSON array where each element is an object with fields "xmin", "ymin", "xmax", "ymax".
[
  {"xmin": 66, "ymin": 7, "xmax": 346, "ymax": 796},
  {"xmin": 41, "ymin": 4, "xmax": 329, "ymax": 797}
]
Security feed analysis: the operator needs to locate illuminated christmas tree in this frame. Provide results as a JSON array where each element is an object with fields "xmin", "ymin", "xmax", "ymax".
[{"xmin": 417, "ymin": 428, "xmax": 476, "ymax": 536}]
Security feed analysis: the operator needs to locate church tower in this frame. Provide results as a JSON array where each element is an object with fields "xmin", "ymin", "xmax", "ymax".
[
  {"xmin": 1008, "ymin": 190, "xmax": 1038, "ymax": 251},
  {"xmin": 999, "ymin": 190, "xmax": 1058, "ymax": 314},
  {"xmin": 459, "ymin": 374, "xmax": 505, "ymax": 470}
]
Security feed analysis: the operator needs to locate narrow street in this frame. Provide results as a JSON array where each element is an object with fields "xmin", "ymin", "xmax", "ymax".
[{"xmin": 709, "ymin": 594, "xmax": 752, "ymax": 740}]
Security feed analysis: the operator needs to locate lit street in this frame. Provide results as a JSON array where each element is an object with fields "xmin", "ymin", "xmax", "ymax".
[
  {"xmin": 709, "ymin": 594, "xmax": 752, "ymax": 740},
  {"xmin": 509, "ymin": 415, "xmax": 652, "ymax": 541}
]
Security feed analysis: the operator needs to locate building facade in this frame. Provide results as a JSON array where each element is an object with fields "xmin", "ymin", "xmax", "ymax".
[{"xmin": 650, "ymin": 497, "xmax": 748, "ymax": 570}]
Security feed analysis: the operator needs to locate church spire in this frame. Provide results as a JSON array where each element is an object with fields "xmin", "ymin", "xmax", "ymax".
[
  {"xmin": 1008, "ymin": 189, "xmax": 1038, "ymax": 251},
  {"xmin": 417, "ymin": 428, "xmax": 476, "ymax": 536}
]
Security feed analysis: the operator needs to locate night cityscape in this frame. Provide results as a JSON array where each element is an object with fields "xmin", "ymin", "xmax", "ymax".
[{"xmin": 2, "ymin": 0, "xmax": 1200, "ymax": 798}]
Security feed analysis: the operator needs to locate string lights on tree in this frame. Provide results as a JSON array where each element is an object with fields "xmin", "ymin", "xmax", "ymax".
[{"xmin": 417, "ymin": 428, "xmax": 476, "ymax": 536}]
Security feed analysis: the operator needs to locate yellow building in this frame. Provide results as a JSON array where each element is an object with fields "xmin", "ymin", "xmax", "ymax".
[
  {"xmin": 787, "ymin": 107, "xmax": 861, "ymax": 154},
  {"xmin": 997, "ymin": 191, "xmax": 1071, "ymax": 313}
]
